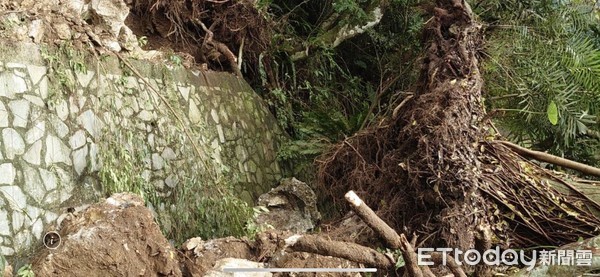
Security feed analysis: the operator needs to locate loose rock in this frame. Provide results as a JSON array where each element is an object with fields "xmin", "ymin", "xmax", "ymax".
[{"xmin": 256, "ymin": 178, "xmax": 321, "ymax": 233}]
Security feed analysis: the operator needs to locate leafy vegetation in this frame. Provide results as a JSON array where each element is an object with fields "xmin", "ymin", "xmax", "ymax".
[
  {"xmin": 98, "ymin": 130, "xmax": 159, "ymax": 206},
  {"xmin": 16, "ymin": 264, "xmax": 34, "ymax": 277},
  {"xmin": 476, "ymin": 0, "xmax": 600, "ymax": 167},
  {"xmin": 244, "ymin": 206, "xmax": 274, "ymax": 235},
  {"xmin": 257, "ymin": 0, "xmax": 600, "ymax": 175},
  {"xmin": 60, "ymin": 56, "xmax": 253, "ymax": 244},
  {"xmin": 97, "ymin": 112, "xmax": 254, "ymax": 244},
  {"xmin": 258, "ymin": 0, "xmax": 424, "ymax": 174},
  {"xmin": 40, "ymin": 42, "xmax": 88, "ymax": 102}
]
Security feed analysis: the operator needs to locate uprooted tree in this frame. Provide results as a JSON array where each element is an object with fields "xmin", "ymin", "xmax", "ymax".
[
  {"xmin": 131, "ymin": 0, "xmax": 600, "ymax": 267},
  {"xmin": 311, "ymin": 0, "xmax": 600, "ymax": 273}
]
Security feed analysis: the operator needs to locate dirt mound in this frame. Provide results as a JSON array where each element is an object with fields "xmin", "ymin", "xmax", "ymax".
[
  {"xmin": 29, "ymin": 192, "xmax": 366, "ymax": 276},
  {"xmin": 31, "ymin": 193, "xmax": 180, "ymax": 277}
]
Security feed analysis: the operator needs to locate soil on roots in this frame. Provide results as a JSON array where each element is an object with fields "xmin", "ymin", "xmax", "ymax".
[
  {"xmin": 127, "ymin": 0, "xmax": 271, "ymax": 74},
  {"xmin": 317, "ymin": 0, "xmax": 489, "ymax": 252},
  {"xmin": 316, "ymin": 0, "xmax": 600, "ymax": 253}
]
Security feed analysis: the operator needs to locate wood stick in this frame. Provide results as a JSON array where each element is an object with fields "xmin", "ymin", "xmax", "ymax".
[
  {"xmin": 345, "ymin": 191, "xmax": 435, "ymax": 276},
  {"xmin": 345, "ymin": 191, "xmax": 403, "ymax": 249},
  {"xmin": 499, "ymin": 140, "xmax": 600, "ymax": 177},
  {"xmin": 399, "ymin": 233, "xmax": 423, "ymax": 277},
  {"xmin": 195, "ymin": 19, "xmax": 242, "ymax": 78}
]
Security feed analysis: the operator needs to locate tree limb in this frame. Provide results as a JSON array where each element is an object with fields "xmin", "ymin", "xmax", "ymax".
[
  {"xmin": 290, "ymin": 0, "xmax": 385, "ymax": 61},
  {"xmin": 284, "ymin": 234, "xmax": 395, "ymax": 269},
  {"xmin": 345, "ymin": 190, "xmax": 467, "ymax": 276},
  {"xmin": 345, "ymin": 191, "xmax": 416, "ymax": 273},
  {"xmin": 498, "ymin": 140, "xmax": 600, "ymax": 177},
  {"xmin": 345, "ymin": 191, "xmax": 403, "ymax": 248},
  {"xmin": 399, "ymin": 234, "xmax": 424, "ymax": 277},
  {"xmin": 195, "ymin": 19, "xmax": 242, "ymax": 78},
  {"xmin": 282, "ymin": 190, "xmax": 475, "ymax": 275}
]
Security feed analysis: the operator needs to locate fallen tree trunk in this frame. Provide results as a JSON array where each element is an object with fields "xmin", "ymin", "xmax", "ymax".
[{"xmin": 317, "ymin": 0, "xmax": 600, "ymax": 266}]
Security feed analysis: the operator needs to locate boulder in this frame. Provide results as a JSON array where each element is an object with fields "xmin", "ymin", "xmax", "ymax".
[
  {"xmin": 89, "ymin": 0, "xmax": 129, "ymax": 37},
  {"xmin": 256, "ymin": 178, "xmax": 321, "ymax": 233}
]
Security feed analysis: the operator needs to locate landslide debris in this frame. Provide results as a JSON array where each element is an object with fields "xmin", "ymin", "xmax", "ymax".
[{"xmin": 31, "ymin": 193, "xmax": 181, "ymax": 277}]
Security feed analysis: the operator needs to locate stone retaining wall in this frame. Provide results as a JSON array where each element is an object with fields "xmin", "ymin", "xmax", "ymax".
[{"xmin": 0, "ymin": 42, "xmax": 286, "ymax": 256}]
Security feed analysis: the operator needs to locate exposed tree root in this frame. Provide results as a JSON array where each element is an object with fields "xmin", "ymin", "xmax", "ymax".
[
  {"xmin": 478, "ymin": 142, "xmax": 600, "ymax": 245},
  {"xmin": 130, "ymin": 0, "xmax": 270, "ymax": 75},
  {"xmin": 316, "ymin": 0, "xmax": 600, "ymax": 265},
  {"xmin": 195, "ymin": 19, "xmax": 242, "ymax": 77}
]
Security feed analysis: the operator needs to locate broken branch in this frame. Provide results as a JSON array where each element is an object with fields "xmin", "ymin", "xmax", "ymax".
[
  {"xmin": 345, "ymin": 191, "xmax": 402, "ymax": 249},
  {"xmin": 498, "ymin": 140, "xmax": 600, "ymax": 177},
  {"xmin": 284, "ymin": 234, "xmax": 395, "ymax": 269},
  {"xmin": 345, "ymin": 191, "xmax": 462, "ymax": 277},
  {"xmin": 290, "ymin": 0, "xmax": 385, "ymax": 61},
  {"xmin": 195, "ymin": 18, "xmax": 242, "ymax": 78},
  {"xmin": 399, "ymin": 234, "xmax": 424, "ymax": 277}
]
